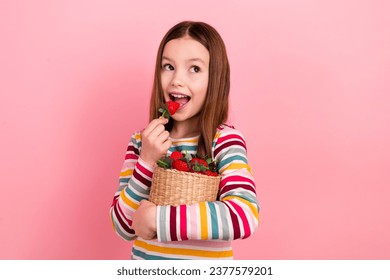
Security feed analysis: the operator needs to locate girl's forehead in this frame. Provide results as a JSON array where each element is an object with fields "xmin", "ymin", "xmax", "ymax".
[{"xmin": 162, "ymin": 37, "xmax": 209, "ymax": 62}]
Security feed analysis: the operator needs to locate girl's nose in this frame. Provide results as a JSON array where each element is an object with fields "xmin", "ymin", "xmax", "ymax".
[
  {"xmin": 172, "ymin": 79, "xmax": 183, "ymax": 87},
  {"xmin": 171, "ymin": 71, "xmax": 184, "ymax": 87}
]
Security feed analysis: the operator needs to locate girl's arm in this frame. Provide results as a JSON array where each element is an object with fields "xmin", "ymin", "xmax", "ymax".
[
  {"xmin": 156, "ymin": 127, "xmax": 260, "ymax": 242},
  {"xmin": 110, "ymin": 118, "xmax": 170, "ymax": 241},
  {"xmin": 109, "ymin": 131, "xmax": 155, "ymax": 241}
]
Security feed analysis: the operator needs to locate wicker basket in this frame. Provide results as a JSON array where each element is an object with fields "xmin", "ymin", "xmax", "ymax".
[{"xmin": 149, "ymin": 166, "xmax": 221, "ymax": 206}]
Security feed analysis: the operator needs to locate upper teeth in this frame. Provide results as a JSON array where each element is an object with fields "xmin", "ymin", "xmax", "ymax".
[{"xmin": 171, "ymin": 94, "xmax": 188, "ymax": 98}]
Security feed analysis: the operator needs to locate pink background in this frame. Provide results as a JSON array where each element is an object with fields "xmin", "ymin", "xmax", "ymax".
[{"xmin": 1, "ymin": 0, "xmax": 389, "ymax": 259}]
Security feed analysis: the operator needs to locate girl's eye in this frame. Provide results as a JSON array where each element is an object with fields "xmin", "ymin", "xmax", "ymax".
[
  {"xmin": 190, "ymin": 65, "xmax": 201, "ymax": 73},
  {"xmin": 162, "ymin": 64, "xmax": 174, "ymax": 71}
]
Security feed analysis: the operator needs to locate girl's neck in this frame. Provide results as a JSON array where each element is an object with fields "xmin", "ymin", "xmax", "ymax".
[{"xmin": 169, "ymin": 117, "xmax": 200, "ymax": 139}]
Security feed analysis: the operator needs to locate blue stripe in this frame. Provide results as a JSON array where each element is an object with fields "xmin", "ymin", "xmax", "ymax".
[
  {"xmin": 208, "ymin": 202, "xmax": 219, "ymax": 239},
  {"xmin": 225, "ymin": 192, "xmax": 259, "ymax": 209},
  {"xmin": 111, "ymin": 210, "xmax": 134, "ymax": 241},
  {"xmin": 159, "ymin": 206, "xmax": 168, "ymax": 242},
  {"xmin": 219, "ymin": 155, "xmax": 248, "ymax": 169},
  {"xmin": 129, "ymin": 179, "xmax": 150, "ymax": 196},
  {"xmin": 180, "ymin": 145, "xmax": 197, "ymax": 152},
  {"xmin": 168, "ymin": 147, "xmax": 197, "ymax": 157},
  {"xmin": 119, "ymin": 178, "xmax": 130, "ymax": 184},
  {"xmin": 125, "ymin": 186, "xmax": 144, "ymax": 201},
  {"xmin": 215, "ymin": 202, "xmax": 230, "ymax": 240},
  {"xmin": 132, "ymin": 248, "xmax": 182, "ymax": 260}
]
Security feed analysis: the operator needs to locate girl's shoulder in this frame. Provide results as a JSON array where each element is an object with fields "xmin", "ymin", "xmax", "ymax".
[
  {"xmin": 217, "ymin": 123, "xmax": 236, "ymax": 131},
  {"xmin": 212, "ymin": 124, "xmax": 248, "ymax": 159},
  {"xmin": 214, "ymin": 123, "xmax": 247, "ymax": 145},
  {"xmin": 216, "ymin": 123, "xmax": 244, "ymax": 136}
]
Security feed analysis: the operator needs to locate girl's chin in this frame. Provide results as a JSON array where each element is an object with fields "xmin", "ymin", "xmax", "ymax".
[
  {"xmin": 173, "ymin": 113, "xmax": 201, "ymax": 123},
  {"xmin": 171, "ymin": 115, "xmax": 185, "ymax": 122}
]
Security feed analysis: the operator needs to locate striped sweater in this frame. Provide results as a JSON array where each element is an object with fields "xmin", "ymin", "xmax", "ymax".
[{"xmin": 110, "ymin": 124, "xmax": 260, "ymax": 259}]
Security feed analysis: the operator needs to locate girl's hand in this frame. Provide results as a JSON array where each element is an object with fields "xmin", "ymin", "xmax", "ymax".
[
  {"xmin": 140, "ymin": 118, "xmax": 172, "ymax": 166},
  {"xmin": 132, "ymin": 200, "xmax": 157, "ymax": 240}
]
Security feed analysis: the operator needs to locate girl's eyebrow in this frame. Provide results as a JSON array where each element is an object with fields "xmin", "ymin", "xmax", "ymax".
[
  {"xmin": 161, "ymin": 56, "xmax": 172, "ymax": 61},
  {"xmin": 162, "ymin": 56, "xmax": 206, "ymax": 65},
  {"xmin": 188, "ymin": 58, "xmax": 206, "ymax": 65}
]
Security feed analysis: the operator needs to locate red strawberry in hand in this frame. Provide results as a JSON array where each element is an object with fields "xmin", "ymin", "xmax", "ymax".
[
  {"xmin": 159, "ymin": 101, "xmax": 180, "ymax": 120},
  {"xmin": 167, "ymin": 101, "xmax": 180, "ymax": 115}
]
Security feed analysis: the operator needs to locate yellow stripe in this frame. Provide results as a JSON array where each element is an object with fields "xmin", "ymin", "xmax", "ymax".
[
  {"xmin": 222, "ymin": 196, "xmax": 259, "ymax": 221},
  {"xmin": 199, "ymin": 202, "xmax": 208, "ymax": 240},
  {"xmin": 120, "ymin": 169, "xmax": 133, "ymax": 177},
  {"xmin": 220, "ymin": 163, "xmax": 252, "ymax": 174},
  {"xmin": 171, "ymin": 138, "xmax": 198, "ymax": 144},
  {"xmin": 135, "ymin": 133, "xmax": 141, "ymax": 140},
  {"xmin": 109, "ymin": 209, "xmax": 115, "ymax": 229},
  {"xmin": 134, "ymin": 240, "xmax": 233, "ymax": 258},
  {"xmin": 120, "ymin": 189, "xmax": 139, "ymax": 210},
  {"xmin": 213, "ymin": 131, "xmax": 222, "ymax": 141}
]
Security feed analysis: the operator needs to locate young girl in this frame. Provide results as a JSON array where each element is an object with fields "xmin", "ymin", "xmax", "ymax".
[{"xmin": 110, "ymin": 21, "xmax": 260, "ymax": 259}]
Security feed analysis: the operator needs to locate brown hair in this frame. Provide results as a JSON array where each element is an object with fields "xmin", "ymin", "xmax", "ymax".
[{"xmin": 149, "ymin": 21, "xmax": 230, "ymax": 157}]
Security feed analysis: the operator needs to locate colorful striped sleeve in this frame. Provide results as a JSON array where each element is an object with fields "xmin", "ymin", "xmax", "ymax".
[
  {"xmin": 109, "ymin": 131, "xmax": 155, "ymax": 241},
  {"xmin": 156, "ymin": 126, "xmax": 260, "ymax": 242}
]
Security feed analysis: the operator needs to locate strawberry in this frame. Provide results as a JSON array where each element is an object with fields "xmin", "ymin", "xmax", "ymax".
[
  {"xmin": 205, "ymin": 170, "xmax": 218, "ymax": 177},
  {"xmin": 190, "ymin": 158, "xmax": 208, "ymax": 168},
  {"xmin": 157, "ymin": 149, "xmax": 219, "ymax": 175},
  {"xmin": 190, "ymin": 158, "xmax": 208, "ymax": 173},
  {"xmin": 167, "ymin": 101, "xmax": 180, "ymax": 115},
  {"xmin": 170, "ymin": 151, "xmax": 183, "ymax": 161},
  {"xmin": 156, "ymin": 156, "xmax": 173, "ymax": 169},
  {"xmin": 159, "ymin": 101, "xmax": 180, "ymax": 120},
  {"xmin": 172, "ymin": 159, "xmax": 190, "ymax": 172}
]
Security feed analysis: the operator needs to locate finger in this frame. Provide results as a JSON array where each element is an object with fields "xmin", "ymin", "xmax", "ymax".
[
  {"xmin": 156, "ymin": 130, "xmax": 170, "ymax": 144},
  {"xmin": 139, "ymin": 199, "xmax": 146, "ymax": 206},
  {"xmin": 161, "ymin": 138, "xmax": 172, "ymax": 151},
  {"xmin": 143, "ymin": 118, "xmax": 168, "ymax": 136},
  {"xmin": 147, "ymin": 124, "xmax": 167, "ymax": 140},
  {"xmin": 138, "ymin": 199, "xmax": 151, "ymax": 208},
  {"xmin": 147, "ymin": 131, "xmax": 170, "ymax": 154}
]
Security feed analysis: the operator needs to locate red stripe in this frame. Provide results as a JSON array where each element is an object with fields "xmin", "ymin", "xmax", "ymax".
[
  {"xmin": 133, "ymin": 168, "xmax": 151, "ymax": 187},
  {"xmin": 111, "ymin": 196, "xmax": 119, "ymax": 207},
  {"xmin": 229, "ymin": 200, "xmax": 251, "ymax": 238},
  {"xmin": 223, "ymin": 201, "xmax": 241, "ymax": 239},
  {"xmin": 169, "ymin": 206, "xmax": 178, "ymax": 241},
  {"xmin": 214, "ymin": 140, "xmax": 246, "ymax": 156},
  {"xmin": 179, "ymin": 205, "xmax": 188, "ymax": 240},
  {"xmin": 136, "ymin": 161, "xmax": 153, "ymax": 178},
  {"xmin": 220, "ymin": 184, "xmax": 256, "ymax": 196},
  {"xmin": 126, "ymin": 145, "xmax": 139, "ymax": 155},
  {"xmin": 126, "ymin": 145, "xmax": 134, "ymax": 151},
  {"xmin": 125, "ymin": 154, "xmax": 138, "ymax": 160},
  {"xmin": 217, "ymin": 133, "xmax": 245, "ymax": 145},
  {"xmin": 113, "ymin": 203, "xmax": 134, "ymax": 235},
  {"xmin": 116, "ymin": 202, "xmax": 132, "ymax": 224},
  {"xmin": 221, "ymin": 175, "xmax": 254, "ymax": 187}
]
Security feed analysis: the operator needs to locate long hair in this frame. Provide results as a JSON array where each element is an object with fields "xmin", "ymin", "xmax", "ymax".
[{"xmin": 149, "ymin": 21, "xmax": 230, "ymax": 157}]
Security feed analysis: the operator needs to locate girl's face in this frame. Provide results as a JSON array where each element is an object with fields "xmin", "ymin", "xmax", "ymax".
[{"xmin": 161, "ymin": 36, "xmax": 210, "ymax": 123}]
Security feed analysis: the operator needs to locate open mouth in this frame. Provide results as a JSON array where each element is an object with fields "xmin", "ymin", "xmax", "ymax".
[{"xmin": 169, "ymin": 93, "xmax": 191, "ymax": 106}]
